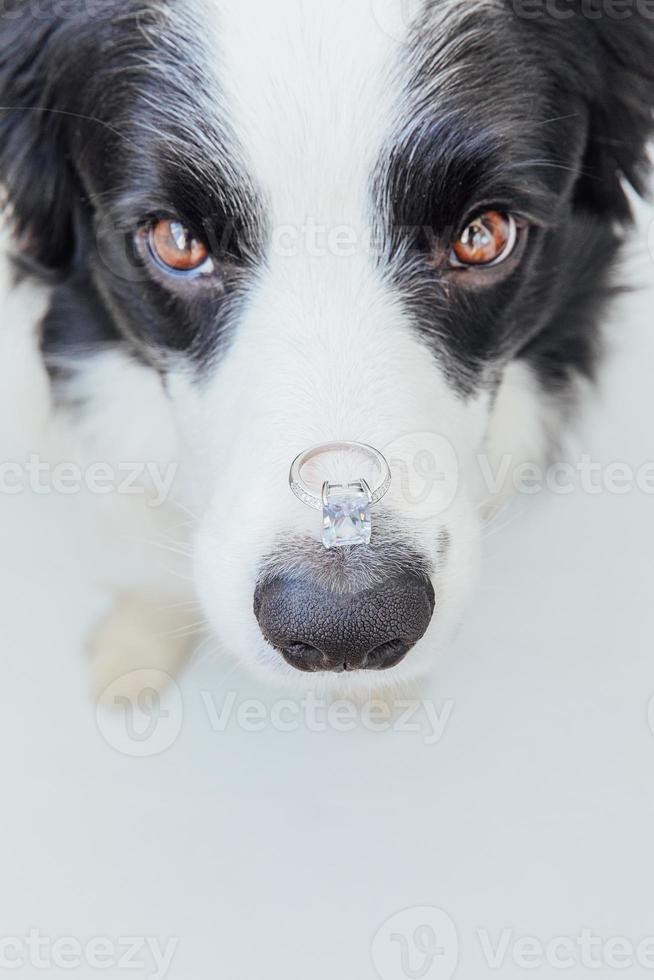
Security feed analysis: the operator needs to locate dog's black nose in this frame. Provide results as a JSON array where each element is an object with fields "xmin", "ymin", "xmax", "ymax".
[{"xmin": 253, "ymin": 573, "xmax": 435, "ymax": 672}]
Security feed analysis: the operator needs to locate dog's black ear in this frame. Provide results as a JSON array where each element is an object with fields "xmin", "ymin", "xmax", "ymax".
[
  {"xmin": 575, "ymin": 10, "xmax": 654, "ymax": 219},
  {"xmin": 0, "ymin": 7, "xmax": 80, "ymax": 272}
]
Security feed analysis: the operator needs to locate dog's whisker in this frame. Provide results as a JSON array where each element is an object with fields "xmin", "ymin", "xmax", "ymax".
[
  {"xmin": 165, "ymin": 599, "xmax": 203, "ymax": 611},
  {"xmin": 157, "ymin": 567, "xmax": 196, "ymax": 585},
  {"xmin": 168, "ymin": 499, "xmax": 202, "ymax": 523},
  {"xmin": 121, "ymin": 536, "xmax": 194, "ymax": 560}
]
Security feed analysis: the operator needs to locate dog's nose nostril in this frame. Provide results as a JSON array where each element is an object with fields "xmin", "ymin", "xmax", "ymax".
[
  {"xmin": 364, "ymin": 639, "xmax": 411, "ymax": 671},
  {"xmin": 282, "ymin": 642, "xmax": 346, "ymax": 673},
  {"xmin": 254, "ymin": 572, "xmax": 435, "ymax": 673}
]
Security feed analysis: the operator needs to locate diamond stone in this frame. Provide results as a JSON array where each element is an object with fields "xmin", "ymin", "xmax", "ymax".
[{"xmin": 322, "ymin": 483, "xmax": 372, "ymax": 549}]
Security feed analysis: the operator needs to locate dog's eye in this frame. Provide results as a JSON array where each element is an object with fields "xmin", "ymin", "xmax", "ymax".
[
  {"xmin": 450, "ymin": 211, "xmax": 518, "ymax": 268},
  {"xmin": 148, "ymin": 218, "xmax": 213, "ymax": 274}
]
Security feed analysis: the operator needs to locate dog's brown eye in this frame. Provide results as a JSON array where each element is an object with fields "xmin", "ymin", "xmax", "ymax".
[
  {"xmin": 451, "ymin": 211, "xmax": 517, "ymax": 267},
  {"xmin": 149, "ymin": 219, "xmax": 211, "ymax": 273}
]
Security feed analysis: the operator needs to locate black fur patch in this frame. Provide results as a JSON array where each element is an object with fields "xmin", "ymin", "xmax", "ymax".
[
  {"xmin": 374, "ymin": 0, "xmax": 654, "ymax": 394},
  {"xmin": 0, "ymin": 0, "xmax": 266, "ymax": 368}
]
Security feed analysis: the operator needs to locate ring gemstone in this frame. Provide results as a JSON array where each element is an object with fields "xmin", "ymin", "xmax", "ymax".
[{"xmin": 322, "ymin": 481, "xmax": 372, "ymax": 549}]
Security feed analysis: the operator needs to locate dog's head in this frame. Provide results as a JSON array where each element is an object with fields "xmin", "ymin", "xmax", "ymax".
[{"xmin": 1, "ymin": 0, "xmax": 653, "ymax": 689}]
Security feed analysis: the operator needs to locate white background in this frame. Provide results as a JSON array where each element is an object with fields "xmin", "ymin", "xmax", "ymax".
[{"xmin": 0, "ymin": 189, "xmax": 653, "ymax": 980}]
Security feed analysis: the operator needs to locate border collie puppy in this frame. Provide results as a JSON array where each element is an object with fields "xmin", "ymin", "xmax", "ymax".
[{"xmin": 1, "ymin": 0, "xmax": 653, "ymax": 694}]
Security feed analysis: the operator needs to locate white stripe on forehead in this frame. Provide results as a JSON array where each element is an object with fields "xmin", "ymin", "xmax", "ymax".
[{"xmin": 202, "ymin": 0, "xmax": 416, "ymax": 226}]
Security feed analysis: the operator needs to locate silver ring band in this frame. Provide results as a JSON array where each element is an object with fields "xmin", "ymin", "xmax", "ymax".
[{"xmin": 289, "ymin": 441, "xmax": 391, "ymax": 511}]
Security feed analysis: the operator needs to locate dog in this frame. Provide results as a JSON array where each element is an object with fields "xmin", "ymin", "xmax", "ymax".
[{"xmin": 1, "ymin": 0, "xmax": 653, "ymax": 695}]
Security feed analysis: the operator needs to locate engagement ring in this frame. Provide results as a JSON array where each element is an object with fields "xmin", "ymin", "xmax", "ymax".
[{"xmin": 289, "ymin": 441, "xmax": 392, "ymax": 549}]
